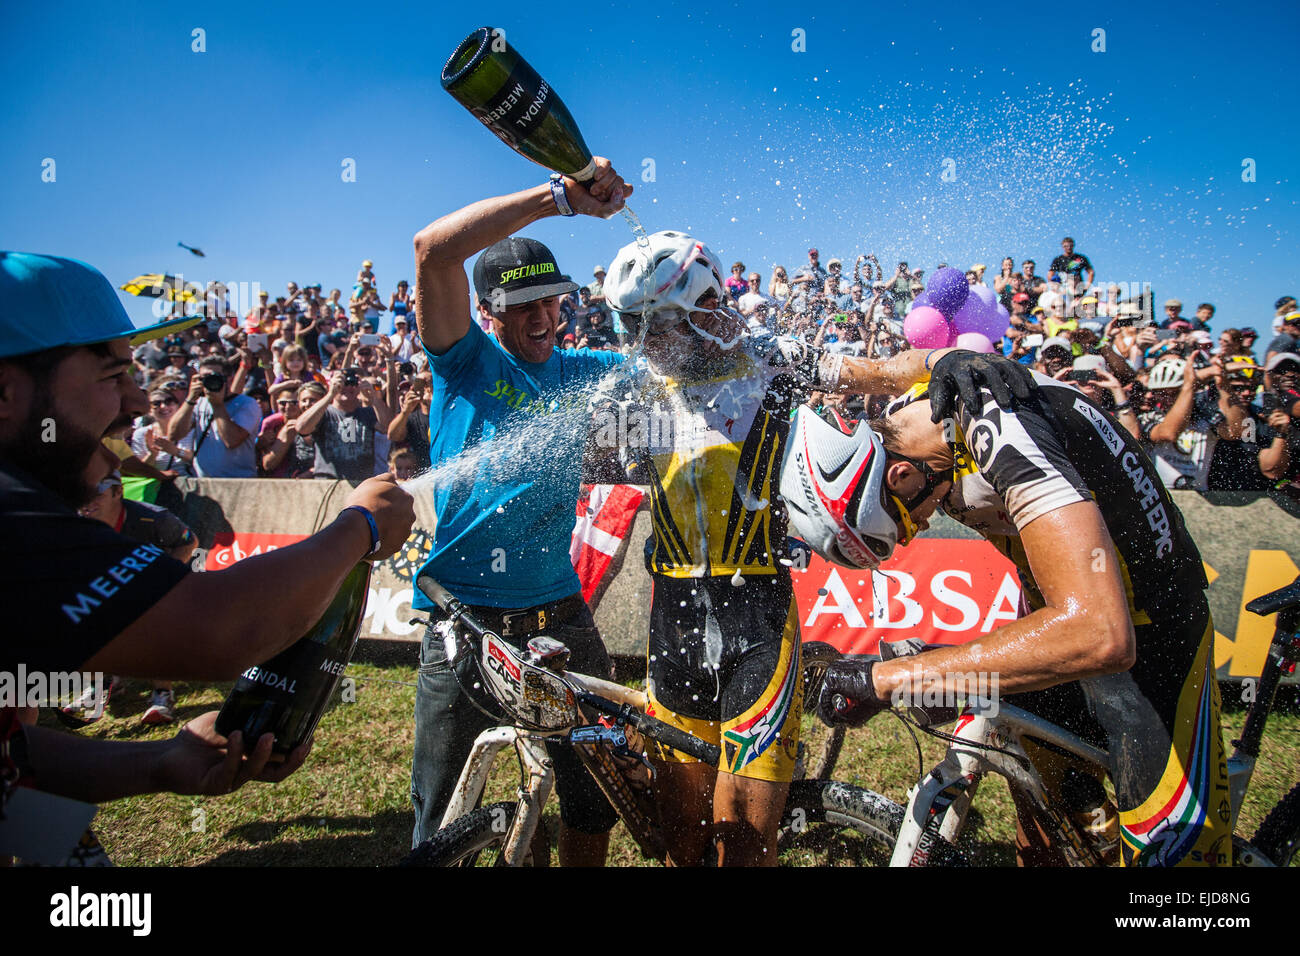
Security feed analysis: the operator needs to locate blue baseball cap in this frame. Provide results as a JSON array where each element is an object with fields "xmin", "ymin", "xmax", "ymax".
[{"xmin": 0, "ymin": 251, "xmax": 200, "ymax": 359}]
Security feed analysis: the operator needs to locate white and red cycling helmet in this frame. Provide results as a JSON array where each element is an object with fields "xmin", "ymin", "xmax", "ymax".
[
  {"xmin": 604, "ymin": 230, "xmax": 742, "ymax": 347},
  {"xmin": 779, "ymin": 405, "xmax": 907, "ymax": 569}
]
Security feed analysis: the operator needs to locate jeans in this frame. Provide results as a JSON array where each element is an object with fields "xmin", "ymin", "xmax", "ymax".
[{"xmin": 410, "ymin": 600, "xmax": 619, "ymax": 848}]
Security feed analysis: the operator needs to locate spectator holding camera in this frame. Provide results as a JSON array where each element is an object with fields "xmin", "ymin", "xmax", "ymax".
[
  {"xmin": 1258, "ymin": 353, "xmax": 1300, "ymax": 487},
  {"xmin": 1206, "ymin": 358, "xmax": 1275, "ymax": 491},
  {"xmin": 293, "ymin": 363, "xmax": 393, "ymax": 485},
  {"xmin": 1036, "ymin": 336, "xmax": 1075, "ymax": 378},
  {"xmin": 387, "ymin": 372, "xmax": 431, "ymax": 472},
  {"xmin": 1109, "ymin": 304, "xmax": 1158, "ymax": 367},
  {"xmin": 576, "ymin": 307, "xmax": 619, "ymax": 350},
  {"xmin": 1139, "ymin": 355, "xmax": 1247, "ymax": 490},
  {"xmin": 1057, "ymin": 353, "xmax": 1140, "ymax": 439},
  {"xmin": 167, "ymin": 355, "xmax": 262, "ymax": 478}
]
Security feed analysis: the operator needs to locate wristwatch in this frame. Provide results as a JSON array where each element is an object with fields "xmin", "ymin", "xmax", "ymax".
[{"xmin": 548, "ymin": 173, "xmax": 576, "ymax": 217}]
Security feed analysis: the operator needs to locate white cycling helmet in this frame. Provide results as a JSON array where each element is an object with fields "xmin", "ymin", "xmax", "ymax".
[
  {"xmin": 1148, "ymin": 358, "xmax": 1186, "ymax": 389},
  {"xmin": 605, "ymin": 231, "xmax": 740, "ymax": 347},
  {"xmin": 780, "ymin": 405, "xmax": 903, "ymax": 569}
]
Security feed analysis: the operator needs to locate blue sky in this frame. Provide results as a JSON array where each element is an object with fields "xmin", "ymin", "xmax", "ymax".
[{"xmin": 2, "ymin": 0, "xmax": 1296, "ymax": 329}]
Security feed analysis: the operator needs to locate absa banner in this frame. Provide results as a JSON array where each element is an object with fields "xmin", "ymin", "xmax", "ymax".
[{"xmin": 790, "ymin": 540, "xmax": 1023, "ymax": 655}]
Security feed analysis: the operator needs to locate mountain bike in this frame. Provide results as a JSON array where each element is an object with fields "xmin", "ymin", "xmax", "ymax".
[
  {"xmin": 399, "ymin": 575, "xmax": 903, "ymax": 866},
  {"xmin": 824, "ymin": 575, "xmax": 1300, "ymax": 867}
]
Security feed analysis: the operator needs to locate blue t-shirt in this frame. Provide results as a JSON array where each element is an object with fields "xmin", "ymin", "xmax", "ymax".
[{"xmin": 413, "ymin": 323, "xmax": 624, "ymax": 609}]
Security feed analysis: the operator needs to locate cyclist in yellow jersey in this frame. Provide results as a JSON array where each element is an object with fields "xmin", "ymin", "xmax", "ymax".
[{"xmin": 602, "ymin": 232, "xmax": 1030, "ymax": 865}]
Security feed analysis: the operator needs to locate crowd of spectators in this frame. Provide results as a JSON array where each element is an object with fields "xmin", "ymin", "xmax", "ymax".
[
  {"xmin": 127, "ymin": 260, "xmax": 435, "ymax": 488},
  {"xmin": 124, "ymin": 245, "xmax": 1300, "ymax": 502}
]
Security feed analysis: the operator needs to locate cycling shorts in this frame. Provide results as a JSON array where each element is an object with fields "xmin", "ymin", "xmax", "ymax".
[
  {"xmin": 644, "ymin": 573, "xmax": 802, "ymax": 783},
  {"xmin": 1006, "ymin": 595, "xmax": 1230, "ymax": 867}
]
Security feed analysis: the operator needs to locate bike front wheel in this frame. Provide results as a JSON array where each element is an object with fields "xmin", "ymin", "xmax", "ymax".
[
  {"xmin": 399, "ymin": 802, "xmax": 550, "ymax": 867},
  {"xmin": 1249, "ymin": 780, "xmax": 1300, "ymax": 867},
  {"xmin": 778, "ymin": 779, "xmax": 904, "ymax": 864}
]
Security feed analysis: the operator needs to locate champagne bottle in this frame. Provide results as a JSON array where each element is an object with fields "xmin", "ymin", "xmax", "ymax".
[
  {"xmin": 441, "ymin": 26, "xmax": 596, "ymax": 181},
  {"xmin": 215, "ymin": 562, "xmax": 372, "ymax": 757}
]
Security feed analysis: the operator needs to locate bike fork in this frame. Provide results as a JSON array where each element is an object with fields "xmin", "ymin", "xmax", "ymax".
[{"xmin": 892, "ymin": 753, "xmax": 977, "ymax": 866}]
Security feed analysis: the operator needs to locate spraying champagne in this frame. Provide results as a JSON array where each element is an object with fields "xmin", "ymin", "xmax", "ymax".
[{"xmin": 442, "ymin": 26, "xmax": 596, "ymax": 182}]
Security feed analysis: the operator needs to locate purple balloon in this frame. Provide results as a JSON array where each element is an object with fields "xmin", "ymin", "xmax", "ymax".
[
  {"xmin": 968, "ymin": 284, "xmax": 997, "ymax": 311},
  {"xmin": 955, "ymin": 332, "xmax": 995, "ymax": 353},
  {"xmin": 925, "ymin": 267, "xmax": 969, "ymax": 319},
  {"xmin": 903, "ymin": 306, "xmax": 953, "ymax": 350},
  {"xmin": 911, "ymin": 290, "xmax": 932, "ymax": 311},
  {"xmin": 951, "ymin": 295, "xmax": 1006, "ymax": 344}
]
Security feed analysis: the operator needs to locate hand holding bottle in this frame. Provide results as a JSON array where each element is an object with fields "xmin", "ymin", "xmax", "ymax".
[
  {"xmin": 343, "ymin": 473, "xmax": 415, "ymax": 560},
  {"xmin": 560, "ymin": 156, "xmax": 630, "ymax": 219},
  {"xmin": 154, "ymin": 711, "xmax": 313, "ymax": 794}
]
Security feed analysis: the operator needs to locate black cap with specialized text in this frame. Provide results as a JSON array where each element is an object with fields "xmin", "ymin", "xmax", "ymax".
[{"xmin": 472, "ymin": 237, "xmax": 578, "ymax": 310}]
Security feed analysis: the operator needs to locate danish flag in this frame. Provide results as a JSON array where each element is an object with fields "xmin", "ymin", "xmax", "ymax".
[{"xmin": 569, "ymin": 484, "xmax": 646, "ymax": 603}]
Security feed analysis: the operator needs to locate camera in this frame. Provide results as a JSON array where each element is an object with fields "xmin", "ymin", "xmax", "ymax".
[
  {"xmin": 343, "ymin": 370, "xmax": 361, "ymax": 387},
  {"xmin": 201, "ymin": 372, "xmax": 225, "ymax": 392}
]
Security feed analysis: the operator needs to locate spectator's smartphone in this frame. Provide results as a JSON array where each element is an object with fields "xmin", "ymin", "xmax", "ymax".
[
  {"xmin": 247, "ymin": 333, "xmax": 268, "ymax": 352},
  {"xmin": 1155, "ymin": 328, "xmax": 1178, "ymax": 340},
  {"xmin": 1261, "ymin": 392, "xmax": 1282, "ymax": 414},
  {"xmin": 360, "ymin": 333, "xmax": 382, "ymax": 347},
  {"xmin": 1067, "ymin": 370, "xmax": 1097, "ymax": 383}
]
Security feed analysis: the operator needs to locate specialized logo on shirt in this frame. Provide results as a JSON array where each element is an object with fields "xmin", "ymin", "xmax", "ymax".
[
  {"xmin": 498, "ymin": 261, "xmax": 556, "ymax": 285},
  {"xmin": 483, "ymin": 379, "xmax": 586, "ymax": 416}
]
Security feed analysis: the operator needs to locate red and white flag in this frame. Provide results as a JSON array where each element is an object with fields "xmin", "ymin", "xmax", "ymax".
[{"xmin": 570, "ymin": 483, "xmax": 645, "ymax": 603}]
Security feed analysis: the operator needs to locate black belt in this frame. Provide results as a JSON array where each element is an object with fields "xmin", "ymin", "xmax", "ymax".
[{"xmin": 457, "ymin": 593, "xmax": 587, "ymax": 639}]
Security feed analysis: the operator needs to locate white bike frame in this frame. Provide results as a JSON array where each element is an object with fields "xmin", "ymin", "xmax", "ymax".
[
  {"xmin": 890, "ymin": 699, "xmax": 1270, "ymax": 867},
  {"xmin": 890, "ymin": 702, "xmax": 1110, "ymax": 867},
  {"xmin": 438, "ymin": 672, "xmax": 648, "ymax": 867}
]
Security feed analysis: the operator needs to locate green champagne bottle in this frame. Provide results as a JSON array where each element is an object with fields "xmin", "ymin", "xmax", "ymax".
[
  {"xmin": 441, "ymin": 26, "xmax": 596, "ymax": 181},
  {"xmin": 215, "ymin": 562, "xmax": 372, "ymax": 757}
]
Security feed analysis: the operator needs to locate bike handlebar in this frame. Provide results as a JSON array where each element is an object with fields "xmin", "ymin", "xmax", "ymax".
[
  {"xmin": 1245, "ymin": 574, "xmax": 1300, "ymax": 618},
  {"xmin": 418, "ymin": 575, "xmax": 725, "ymax": 764},
  {"xmin": 576, "ymin": 689, "xmax": 722, "ymax": 766}
]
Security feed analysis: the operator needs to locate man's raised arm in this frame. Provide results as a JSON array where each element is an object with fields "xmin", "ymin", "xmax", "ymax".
[
  {"xmin": 832, "ymin": 348, "xmax": 1034, "ymax": 421},
  {"xmin": 412, "ymin": 158, "xmax": 630, "ymax": 356}
]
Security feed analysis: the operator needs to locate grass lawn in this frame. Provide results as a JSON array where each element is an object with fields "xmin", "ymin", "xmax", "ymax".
[{"xmin": 57, "ymin": 644, "xmax": 1300, "ymax": 867}]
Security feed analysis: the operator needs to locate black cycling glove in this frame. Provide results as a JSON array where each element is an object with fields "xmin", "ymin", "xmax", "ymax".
[
  {"xmin": 927, "ymin": 350, "xmax": 1035, "ymax": 424},
  {"xmin": 816, "ymin": 658, "xmax": 889, "ymax": 727}
]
